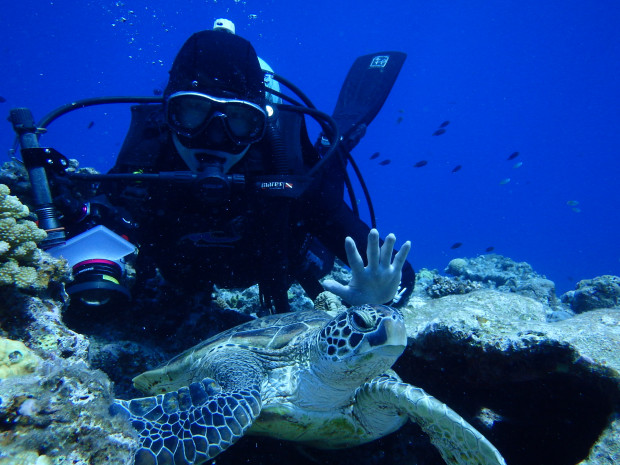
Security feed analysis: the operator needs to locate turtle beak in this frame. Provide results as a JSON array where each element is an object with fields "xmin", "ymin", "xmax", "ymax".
[
  {"xmin": 387, "ymin": 317, "xmax": 407, "ymax": 347},
  {"xmin": 383, "ymin": 317, "xmax": 407, "ymax": 356},
  {"xmin": 367, "ymin": 316, "xmax": 407, "ymax": 358}
]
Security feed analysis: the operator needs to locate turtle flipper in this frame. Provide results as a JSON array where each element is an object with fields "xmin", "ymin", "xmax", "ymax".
[
  {"xmin": 356, "ymin": 376, "xmax": 506, "ymax": 465},
  {"xmin": 111, "ymin": 377, "xmax": 262, "ymax": 465}
]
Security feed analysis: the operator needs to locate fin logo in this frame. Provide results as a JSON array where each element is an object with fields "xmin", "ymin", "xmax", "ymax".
[{"xmin": 369, "ymin": 55, "xmax": 390, "ymax": 68}]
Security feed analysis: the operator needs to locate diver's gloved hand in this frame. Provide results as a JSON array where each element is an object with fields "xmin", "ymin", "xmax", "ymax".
[{"xmin": 322, "ymin": 229, "xmax": 411, "ymax": 306}]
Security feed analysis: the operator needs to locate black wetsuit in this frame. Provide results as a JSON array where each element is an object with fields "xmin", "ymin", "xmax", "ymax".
[{"xmin": 99, "ymin": 104, "xmax": 415, "ymax": 313}]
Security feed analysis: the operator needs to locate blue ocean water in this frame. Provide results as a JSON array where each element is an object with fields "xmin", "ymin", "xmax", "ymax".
[{"xmin": 1, "ymin": 0, "xmax": 618, "ymax": 294}]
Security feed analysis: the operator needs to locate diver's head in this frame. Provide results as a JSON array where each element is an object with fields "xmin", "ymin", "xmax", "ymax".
[{"xmin": 164, "ymin": 29, "xmax": 266, "ymax": 173}]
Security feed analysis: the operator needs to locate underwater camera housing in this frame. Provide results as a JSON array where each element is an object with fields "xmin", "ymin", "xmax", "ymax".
[{"xmin": 48, "ymin": 226, "xmax": 136, "ymax": 307}]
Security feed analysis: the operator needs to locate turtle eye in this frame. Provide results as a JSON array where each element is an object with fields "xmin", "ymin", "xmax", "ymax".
[{"xmin": 350, "ymin": 309, "xmax": 375, "ymax": 332}]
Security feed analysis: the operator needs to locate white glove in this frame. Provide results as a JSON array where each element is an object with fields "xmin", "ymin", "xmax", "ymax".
[{"xmin": 322, "ymin": 229, "xmax": 411, "ymax": 306}]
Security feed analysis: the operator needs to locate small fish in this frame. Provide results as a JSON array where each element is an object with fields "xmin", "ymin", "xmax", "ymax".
[
  {"xmin": 370, "ymin": 152, "xmax": 380, "ymax": 160},
  {"xmin": 450, "ymin": 242, "xmax": 463, "ymax": 249},
  {"xmin": 414, "ymin": 160, "xmax": 428, "ymax": 168},
  {"xmin": 0, "ymin": 96, "xmax": 6, "ymax": 103},
  {"xmin": 485, "ymin": 246, "xmax": 495, "ymax": 252},
  {"xmin": 379, "ymin": 159, "xmax": 391, "ymax": 166},
  {"xmin": 512, "ymin": 162, "xmax": 523, "ymax": 169},
  {"xmin": 507, "ymin": 151, "xmax": 519, "ymax": 160},
  {"xmin": 566, "ymin": 200, "xmax": 579, "ymax": 206},
  {"xmin": 396, "ymin": 116, "xmax": 404, "ymax": 124},
  {"xmin": 87, "ymin": 121, "xmax": 95, "ymax": 129},
  {"xmin": 439, "ymin": 120, "xmax": 450, "ymax": 128},
  {"xmin": 153, "ymin": 88, "xmax": 163, "ymax": 96},
  {"xmin": 499, "ymin": 178, "xmax": 511, "ymax": 185},
  {"xmin": 432, "ymin": 128, "xmax": 446, "ymax": 136},
  {"xmin": 572, "ymin": 207, "xmax": 581, "ymax": 213},
  {"xmin": 451, "ymin": 165, "xmax": 462, "ymax": 173}
]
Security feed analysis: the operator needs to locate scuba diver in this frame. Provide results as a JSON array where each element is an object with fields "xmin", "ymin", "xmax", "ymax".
[{"xmin": 9, "ymin": 22, "xmax": 415, "ymax": 319}]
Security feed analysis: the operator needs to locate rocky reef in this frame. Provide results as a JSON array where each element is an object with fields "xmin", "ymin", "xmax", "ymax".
[
  {"xmin": 414, "ymin": 254, "xmax": 573, "ymax": 321},
  {"xmin": 562, "ymin": 275, "xmax": 620, "ymax": 313},
  {"xmin": 0, "ymin": 176, "xmax": 618, "ymax": 465},
  {"xmin": 0, "ymin": 350, "xmax": 137, "ymax": 464},
  {"xmin": 398, "ymin": 290, "xmax": 619, "ymax": 465},
  {"xmin": 0, "ymin": 185, "xmax": 137, "ymax": 464}
]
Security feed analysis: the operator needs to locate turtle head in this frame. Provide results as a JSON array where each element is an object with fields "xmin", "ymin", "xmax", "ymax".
[{"xmin": 314, "ymin": 304, "xmax": 407, "ymax": 387}]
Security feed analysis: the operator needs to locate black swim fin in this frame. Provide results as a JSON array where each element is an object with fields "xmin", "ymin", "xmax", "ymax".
[{"xmin": 331, "ymin": 51, "xmax": 406, "ymax": 150}]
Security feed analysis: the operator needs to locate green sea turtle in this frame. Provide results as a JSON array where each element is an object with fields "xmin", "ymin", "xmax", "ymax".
[{"xmin": 112, "ymin": 305, "xmax": 506, "ymax": 465}]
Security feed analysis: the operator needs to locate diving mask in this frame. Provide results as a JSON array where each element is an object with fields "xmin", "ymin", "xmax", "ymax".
[{"xmin": 166, "ymin": 91, "xmax": 267, "ymax": 145}]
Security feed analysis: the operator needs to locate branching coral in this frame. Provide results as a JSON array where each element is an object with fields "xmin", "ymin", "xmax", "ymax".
[{"xmin": 0, "ymin": 184, "xmax": 69, "ymax": 291}]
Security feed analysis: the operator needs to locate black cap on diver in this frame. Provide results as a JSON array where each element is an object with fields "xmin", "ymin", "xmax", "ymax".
[{"xmin": 164, "ymin": 29, "xmax": 265, "ymax": 103}]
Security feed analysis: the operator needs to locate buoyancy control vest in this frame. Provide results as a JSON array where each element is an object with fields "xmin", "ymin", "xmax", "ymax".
[{"xmin": 105, "ymin": 102, "xmax": 329, "ymax": 313}]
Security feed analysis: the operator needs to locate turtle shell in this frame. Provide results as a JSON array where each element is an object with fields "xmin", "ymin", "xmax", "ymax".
[{"xmin": 134, "ymin": 310, "xmax": 332, "ymax": 394}]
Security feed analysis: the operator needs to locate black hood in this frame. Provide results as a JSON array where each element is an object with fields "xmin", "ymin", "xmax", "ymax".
[{"xmin": 164, "ymin": 30, "xmax": 265, "ymax": 103}]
